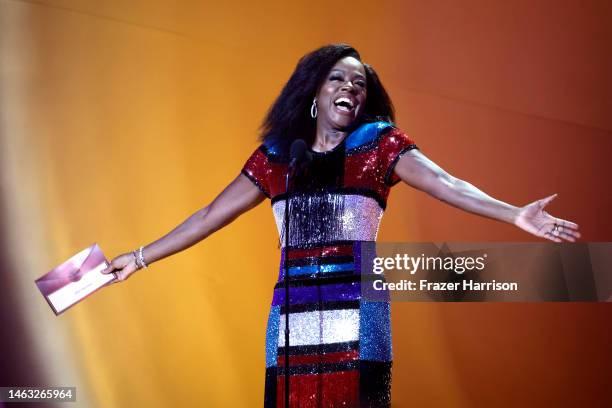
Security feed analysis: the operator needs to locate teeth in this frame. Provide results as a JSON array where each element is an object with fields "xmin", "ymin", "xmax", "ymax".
[{"xmin": 334, "ymin": 97, "xmax": 354, "ymax": 109}]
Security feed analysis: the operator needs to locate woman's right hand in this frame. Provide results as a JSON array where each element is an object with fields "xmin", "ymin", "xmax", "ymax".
[{"xmin": 101, "ymin": 252, "xmax": 140, "ymax": 285}]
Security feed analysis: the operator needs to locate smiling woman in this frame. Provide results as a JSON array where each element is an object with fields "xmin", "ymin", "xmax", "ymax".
[
  {"xmin": 101, "ymin": 43, "xmax": 580, "ymax": 407},
  {"xmin": 257, "ymin": 45, "xmax": 396, "ymax": 158},
  {"xmin": 314, "ymin": 57, "xmax": 368, "ymax": 133}
]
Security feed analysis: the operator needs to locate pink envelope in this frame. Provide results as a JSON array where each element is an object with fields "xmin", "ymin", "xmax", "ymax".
[{"xmin": 35, "ymin": 243, "xmax": 114, "ymax": 315}]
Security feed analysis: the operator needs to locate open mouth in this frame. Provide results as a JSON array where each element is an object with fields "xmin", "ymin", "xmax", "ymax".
[{"xmin": 333, "ymin": 96, "xmax": 355, "ymax": 113}]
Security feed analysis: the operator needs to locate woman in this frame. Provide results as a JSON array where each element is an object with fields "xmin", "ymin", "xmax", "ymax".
[{"xmin": 101, "ymin": 44, "xmax": 580, "ymax": 407}]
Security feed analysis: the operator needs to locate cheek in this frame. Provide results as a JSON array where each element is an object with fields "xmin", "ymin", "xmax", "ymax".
[
  {"xmin": 358, "ymin": 94, "xmax": 367, "ymax": 112},
  {"xmin": 319, "ymin": 84, "xmax": 336, "ymax": 99}
]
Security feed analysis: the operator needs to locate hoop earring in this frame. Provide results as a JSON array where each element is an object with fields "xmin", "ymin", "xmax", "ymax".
[{"xmin": 310, "ymin": 98, "xmax": 317, "ymax": 119}]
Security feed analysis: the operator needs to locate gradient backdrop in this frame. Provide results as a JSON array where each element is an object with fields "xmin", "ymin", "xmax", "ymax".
[{"xmin": 1, "ymin": 0, "xmax": 611, "ymax": 407}]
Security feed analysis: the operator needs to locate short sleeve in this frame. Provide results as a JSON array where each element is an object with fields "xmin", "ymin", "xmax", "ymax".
[
  {"xmin": 378, "ymin": 128, "xmax": 419, "ymax": 186},
  {"xmin": 241, "ymin": 145, "xmax": 271, "ymax": 198}
]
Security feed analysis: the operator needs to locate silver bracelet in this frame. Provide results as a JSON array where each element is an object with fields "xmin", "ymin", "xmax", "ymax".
[
  {"xmin": 138, "ymin": 246, "xmax": 148, "ymax": 269},
  {"xmin": 132, "ymin": 250, "xmax": 142, "ymax": 269}
]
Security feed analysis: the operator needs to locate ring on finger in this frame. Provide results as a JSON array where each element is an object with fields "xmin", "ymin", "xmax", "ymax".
[{"xmin": 544, "ymin": 231, "xmax": 559, "ymax": 241}]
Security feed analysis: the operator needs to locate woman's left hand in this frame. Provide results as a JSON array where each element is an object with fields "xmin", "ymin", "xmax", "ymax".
[{"xmin": 514, "ymin": 193, "xmax": 581, "ymax": 242}]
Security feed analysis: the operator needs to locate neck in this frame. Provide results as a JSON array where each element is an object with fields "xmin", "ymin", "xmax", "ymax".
[{"xmin": 313, "ymin": 122, "xmax": 349, "ymax": 152}]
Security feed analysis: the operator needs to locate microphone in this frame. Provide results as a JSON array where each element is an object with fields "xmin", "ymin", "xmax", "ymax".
[{"xmin": 289, "ymin": 139, "xmax": 312, "ymax": 170}]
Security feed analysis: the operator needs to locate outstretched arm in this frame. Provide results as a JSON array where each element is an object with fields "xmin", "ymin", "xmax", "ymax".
[
  {"xmin": 393, "ymin": 149, "xmax": 581, "ymax": 242},
  {"xmin": 101, "ymin": 173, "xmax": 266, "ymax": 282}
]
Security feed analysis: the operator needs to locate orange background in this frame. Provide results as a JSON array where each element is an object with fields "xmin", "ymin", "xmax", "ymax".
[{"xmin": 1, "ymin": 0, "xmax": 611, "ymax": 407}]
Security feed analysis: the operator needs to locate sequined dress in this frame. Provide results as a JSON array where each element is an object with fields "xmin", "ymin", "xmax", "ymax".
[{"xmin": 241, "ymin": 121, "xmax": 418, "ymax": 408}]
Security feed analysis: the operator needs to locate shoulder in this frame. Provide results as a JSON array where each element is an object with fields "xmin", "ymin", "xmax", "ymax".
[
  {"xmin": 345, "ymin": 120, "xmax": 398, "ymax": 153},
  {"xmin": 258, "ymin": 138, "xmax": 290, "ymax": 163}
]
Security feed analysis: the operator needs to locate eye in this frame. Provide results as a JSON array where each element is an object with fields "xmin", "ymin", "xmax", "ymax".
[
  {"xmin": 329, "ymin": 74, "xmax": 343, "ymax": 81},
  {"xmin": 355, "ymin": 80, "xmax": 366, "ymax": 87}
]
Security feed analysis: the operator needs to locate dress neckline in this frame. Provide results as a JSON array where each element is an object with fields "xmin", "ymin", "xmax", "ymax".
[{"xmin": 308, "ymin": 135, "xmax": 347, "ymax": 156}]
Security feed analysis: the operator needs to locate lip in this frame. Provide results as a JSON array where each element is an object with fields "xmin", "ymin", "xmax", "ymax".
[
  {"xmin": 332, "ymin": 93, "xmax": 358, "ymax": 116},
  {"xmin": 332, "ymin": 104, "xmax": 355, "ymax": 116}
]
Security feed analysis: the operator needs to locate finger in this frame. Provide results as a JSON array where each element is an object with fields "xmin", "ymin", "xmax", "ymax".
[
  {"xmin": 104, "ymin": 257, "xmax": 125, "ymax": 274},
  {"xmin": 559, "ymin": 232, "xmax": 576, "ymax": 242},
  {"xmin": 550, "ymin": 225, "xmax": 561, "ymax": 237},
  {"xmin": 558, "ymin": 225, "xmax": 581, "ymax": 239},
  {"xmin": 111, "ymin": 271, "xmax": 124, "ymax": 284},
  {"xmin": 556, "ymin": 218, "xmax": 580, "ymax": 231},
  {"xmin": 543, "ymin": 231, "xmax": 561, "ymax": 243},
  {"xmin": 538, "ymin": 193, "xmax": 558, "ymax": 209},
  {"xmin": 117, "ymin": 267, "xmax": 135, "ymax": 282},
  {"xmin": 104, "ymin": 271, "xmax": 119, "ymax": 286},
  {"xmin": 101, "ymin": 261, "xmax": 115, "ymax": 275}
]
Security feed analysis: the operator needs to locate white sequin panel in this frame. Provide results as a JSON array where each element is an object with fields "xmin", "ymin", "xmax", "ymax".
[
  {"xmin": 272, "ymin": 194, "xmax": 384, "ymax": 247},
  {"xmin": 277, "ymin": 309, "xmax": 360, "ymax": 346}
]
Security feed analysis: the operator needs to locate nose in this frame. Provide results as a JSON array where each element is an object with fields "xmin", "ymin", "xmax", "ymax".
[{"xmin": 340, "ymin": 80, "xmax": 356, "ymax": 92}]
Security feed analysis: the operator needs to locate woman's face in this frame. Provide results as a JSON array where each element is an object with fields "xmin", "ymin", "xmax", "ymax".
[{"xmin": 316, "ymin": 56, "xmax": 367, "ymax": 130}]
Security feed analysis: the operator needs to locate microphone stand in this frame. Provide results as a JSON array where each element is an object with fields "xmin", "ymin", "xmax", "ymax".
[
  {"xmin": 283, "ymin": 139, "xmax": 310, "ymax": 407},
  {"xmin": 283, "ymin": 163, "xmax": 295, "ymax": 408}
]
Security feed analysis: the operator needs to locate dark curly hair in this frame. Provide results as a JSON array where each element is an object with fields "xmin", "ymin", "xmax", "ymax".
[{"xmin": 259, "ymin": 44, "xmax": 395, "ymax": 153}]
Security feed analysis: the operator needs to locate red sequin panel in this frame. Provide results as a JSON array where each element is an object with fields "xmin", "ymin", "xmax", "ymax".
[
  {"xmin": 268, "ymin": 161, "xmax": 289, "ymax": 198},
  {"xmin": 344, "ymin": 128, "xmax": 418, "ymax": 204},
  {"xmin": 344, "ymin": 148, "xmax": 391, "ymax": 202},
  {"xmin": 276, "ymin": 370, "xmax": 360, "ymax": 408},
  {"xmin": 287, "ymin": 244, "xmax": 354, "ymax": 260},
  {"xmin": 277, "ymin": 350, "xmax": 360, "ymax": 366},
  {"xmin": 377, "ymin": 128, "xmax": 417, "ymax": 186},
  {"xmin": 242, "ymin": 147, "xmax": 291, "ymax": 198},
  {"xmin": 242, "ymin": 148, "xmax": 272, "ymax": 197}
]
